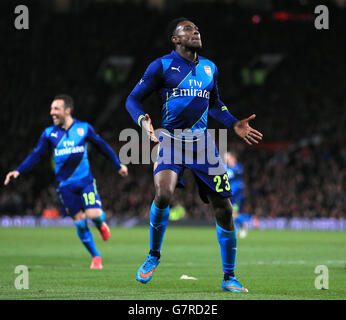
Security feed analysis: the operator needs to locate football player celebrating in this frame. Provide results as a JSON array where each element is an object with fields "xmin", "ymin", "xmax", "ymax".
[
  {"xmin": 4, "ymin": 94, "xmax": 128, "ymax": 269},
  {"xmin": 126, "ymin": 18, "xmax": 262, "ymax": 292}
]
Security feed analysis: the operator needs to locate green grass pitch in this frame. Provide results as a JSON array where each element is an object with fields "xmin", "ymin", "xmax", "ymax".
[{"xmin": 0, "ymin": 226, "xmax": 345, "ymax": 300}]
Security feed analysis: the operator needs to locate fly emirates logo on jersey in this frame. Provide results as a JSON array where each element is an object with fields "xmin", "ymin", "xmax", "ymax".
[
  {"xmin": 172, "ymin": 79, "xmax": 210, "ymax": 99},
  {"xmin": 54, "ymin": 140, "xmax": 85, "ymax": 156}
]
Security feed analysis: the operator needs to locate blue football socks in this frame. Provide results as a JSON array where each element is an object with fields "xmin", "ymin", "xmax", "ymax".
[
  {"xmin": 216, "ymin": 222, "xmax": 237, "ymax": 275},
  {"xmin": 149, "ymin": 200, "xmax": 170, "ymax": 254},
  {"xmin": 74, "ymin": 219, "xmax": 101, "ymax": 258},
  {"xmin": 91, "ymin": 211, "xmax": 106, "ymax": 229}
]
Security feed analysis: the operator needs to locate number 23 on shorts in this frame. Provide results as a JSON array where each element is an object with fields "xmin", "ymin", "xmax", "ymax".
[{"xmin": 213, "ymin": 174, "xmax": 231, "ymax": 193}]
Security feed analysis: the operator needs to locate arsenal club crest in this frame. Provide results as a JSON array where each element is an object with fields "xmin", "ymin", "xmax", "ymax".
[
  {"xmin": 77, "ymin": 128, "xmax": 84, "ymax": 136},
  {"xmin": 204, "ymin": 66, "xmax": 212, "ymax": 76}
]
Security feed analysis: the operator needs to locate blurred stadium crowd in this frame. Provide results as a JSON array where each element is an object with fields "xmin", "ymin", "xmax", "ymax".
[{"xmin": 1, "ymin": 0, "xmax": 345, "ymax": 220}]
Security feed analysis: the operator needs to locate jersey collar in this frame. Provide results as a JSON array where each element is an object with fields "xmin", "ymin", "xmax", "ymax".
[
  {"xmin": 55, "ymin": 118, "xmax": 76, "ymax": 132},
  {"xmin": 171, "ymin": 50, "xmax": 199, "ymax": 66}
]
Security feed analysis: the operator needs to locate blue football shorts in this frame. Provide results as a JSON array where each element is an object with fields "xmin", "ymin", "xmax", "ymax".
[
  {"xmin": 153, "ymin": 129, "xmax": 232, "ymax": 203},
  {"xmin": 56, "ymin": 178, "xmax": 102, "ymax": 217}
]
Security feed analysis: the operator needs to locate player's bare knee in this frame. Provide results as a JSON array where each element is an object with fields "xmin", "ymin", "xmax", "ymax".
[
  {"xmin": 208, "ymin": 195, "xmax": 233, "ymax": 228},
  {"xmin": 85, "ymin": 208, "xmax": 102, "ymax": 219},
  {"xmin": 215, "ymin": 204, "xmax": 232, "ymax": 218},
  {"xmin": 155, "ymin": 187, "xmax": 173, "ymax": 208},
  {"xmin": 73, "ymin": 211, "xmax": 86, "ymax": 221},
  {"xmin": 209, "ymin": 195, "xmax": 231, "ymax": 211}
]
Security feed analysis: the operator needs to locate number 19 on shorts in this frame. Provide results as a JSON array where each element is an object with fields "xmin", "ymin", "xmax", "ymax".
[{"xmin": 83, "ymin": 192, "xmax": 96, "ymax": 206}]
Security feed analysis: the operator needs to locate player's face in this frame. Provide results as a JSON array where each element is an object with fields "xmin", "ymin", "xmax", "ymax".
[
  {"xmin": 173, "ymin": 21, "xmax": 202, "ymax": 49},
  {"xmin": 50, "ymin": 99, "xmax": 69, "ymax": 126}
]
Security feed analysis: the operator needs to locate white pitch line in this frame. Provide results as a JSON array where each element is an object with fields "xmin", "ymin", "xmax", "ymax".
[{"xmin": 239, "ymin": 260, "xmax": 345, "ymax": 265}]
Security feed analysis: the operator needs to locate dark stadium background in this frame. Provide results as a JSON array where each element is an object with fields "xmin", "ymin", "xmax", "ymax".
[{"xmin": 1, "ymin": 0, "xmax": 345, "ymax": 228}]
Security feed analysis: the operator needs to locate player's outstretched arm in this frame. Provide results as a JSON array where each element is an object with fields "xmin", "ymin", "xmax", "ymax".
[
  {"xmin": 12, "ymin": 130, "xmax": 51, "ymax": 177},
  {"xmin": 4, "ymin": 170, "xmax": 20, "ymax": 186},
  {"xmin": 209, "ymin": 64, "xmax": 262, "ymax": 145},
  {"xmin": 233, "ymin": 114, "xmax": 263, "ymax": 145}
]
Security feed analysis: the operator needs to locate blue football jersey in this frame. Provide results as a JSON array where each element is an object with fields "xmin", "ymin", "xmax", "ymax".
[
  {"xmin": 16, "ymin": 119, "xmax": 122, "ymax": 187},
  {"xmin": 126, "ymin": 50, "xmax": 238, "ymax": 132}
]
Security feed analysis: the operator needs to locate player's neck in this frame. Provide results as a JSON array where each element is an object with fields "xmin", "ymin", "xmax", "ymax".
[
  {"xmin": 175, "ymin": 47, "xmax": 198, "ymax": 63},
  {"xmin": 61, "ymin": 116, "xmax": 74, "ymax": 130}
]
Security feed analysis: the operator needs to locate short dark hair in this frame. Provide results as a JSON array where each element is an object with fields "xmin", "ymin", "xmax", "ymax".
[
  {"xmin": 166, "ymin": 17, "xmax": 190, "ymax": 45},
  {"xmin": 53, "ymin": 94, "xmax": 74, "ymax": 113}
]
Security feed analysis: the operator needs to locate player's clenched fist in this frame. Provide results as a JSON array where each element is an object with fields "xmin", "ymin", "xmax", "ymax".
[{"xmin": 4, "ymin": 170, "xmax": 20, "ymax": 186}]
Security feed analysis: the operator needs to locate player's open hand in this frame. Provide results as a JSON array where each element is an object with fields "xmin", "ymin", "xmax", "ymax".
[
  {"xmin": 233, "ymin": 114, "xmax": 263, "ymax": 145},
  {"xmin": 4, "ymin": 170, "xmax": 20, "ymax": 186},
  {"xmin": 118, "ymin": 164, "xmax": 128, "ymax": 177},
  {"xmin": 142, "ymin": 114, "xmax": 159, "ymax": 143}
]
